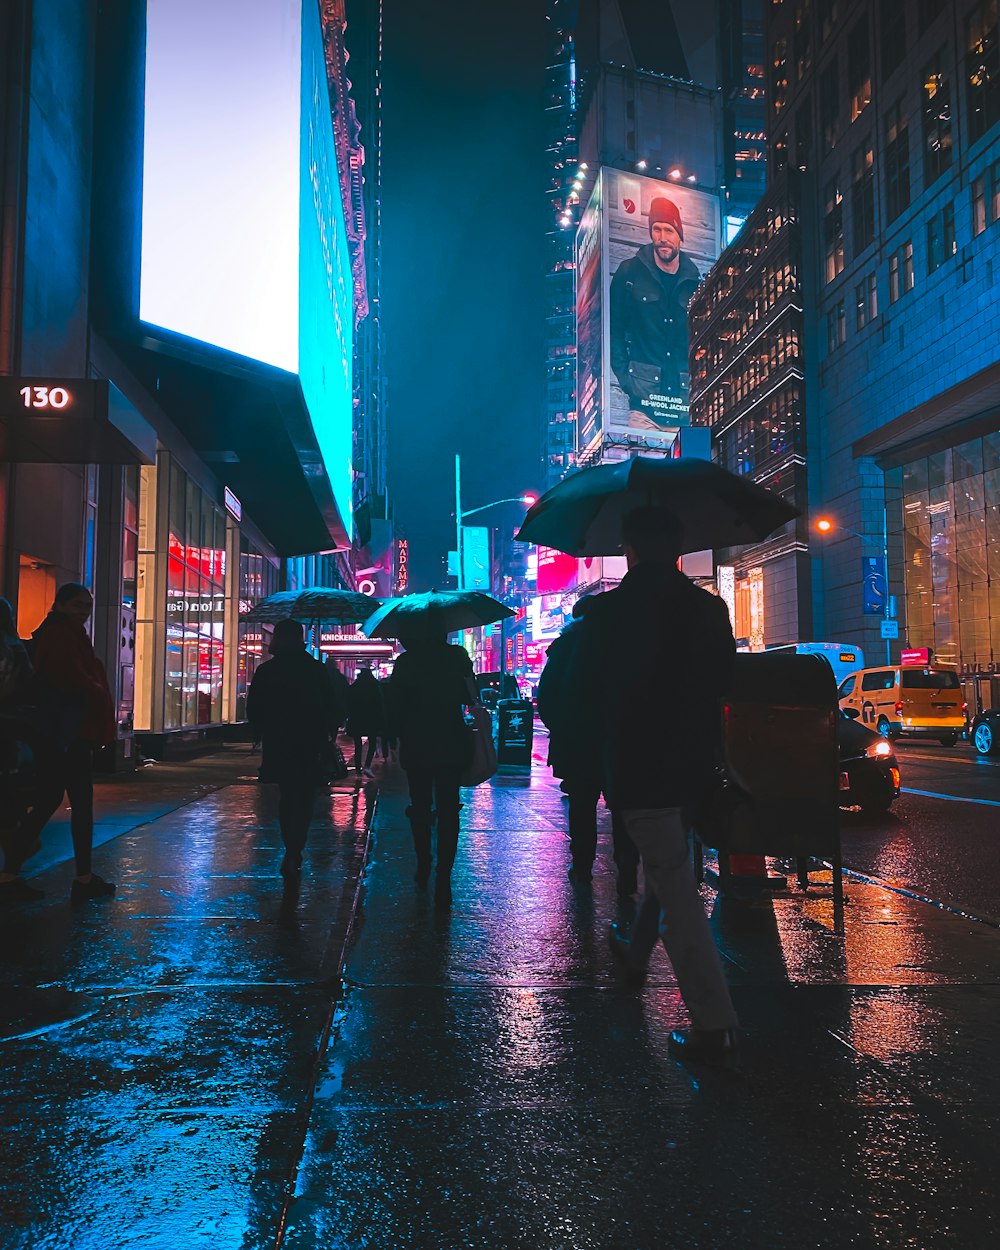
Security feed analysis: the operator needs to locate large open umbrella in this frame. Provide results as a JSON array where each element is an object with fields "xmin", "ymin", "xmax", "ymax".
[
  {"xmin": 363, "ymin": 590, "xmax": 514, "ymax": 639},
  {"xmin": 242, "ymin": 587, "xmax": 381, "ymax": 625},
  {"xmin": 516, "ymin": 456, "xmax": 799, "ymax": 556}
]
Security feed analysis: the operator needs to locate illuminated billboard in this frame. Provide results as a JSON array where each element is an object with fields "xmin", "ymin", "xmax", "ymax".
[
  {"xmin": 577, "ymin": 168, "xmax": 721, "ymax": 450},
  {"xmin": 140, "ymin": 0, "xmax": 353, "ymax": 537}
]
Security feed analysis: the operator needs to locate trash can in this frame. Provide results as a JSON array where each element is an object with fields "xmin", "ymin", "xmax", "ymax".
[
  {"xmin": 496, "ymin": 698, "xmax": 534, "ymax": 768},
  {"xmin": 696, "ymin": 652, "xmax": 845, "ymax": 928}
]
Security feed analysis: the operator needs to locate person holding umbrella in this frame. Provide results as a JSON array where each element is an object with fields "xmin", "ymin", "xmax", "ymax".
[
  {"xmin": 572, "ymin": 506, "xmax": 740, "ymax": 1060},
  {"xmin": 247, "ymin": 618, "xmax": 340, "ymax": 879},
  {"xmin": 365, "ymin": 589, "xmax": 513, "ymax": 908}
]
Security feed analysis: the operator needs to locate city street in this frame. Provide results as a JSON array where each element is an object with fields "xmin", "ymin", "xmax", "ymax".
[
  {"xmin": 841, "ymin": 739, "xmax": 1000, "ymax": 925},
  {"xmin": 2, "ymin": 747, "xmax": 1000, "ymax": 1248}
]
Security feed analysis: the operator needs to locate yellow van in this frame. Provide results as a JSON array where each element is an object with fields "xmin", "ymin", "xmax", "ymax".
[{"xmin": 837, "ymin": 664, "xmax": 966, "ymax": 745}]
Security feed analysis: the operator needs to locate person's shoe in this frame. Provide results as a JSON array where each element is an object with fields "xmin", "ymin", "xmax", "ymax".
[
  {"xmin": 567, "ymin": 865, "xmax": 592, "ymax": 885},
  {"xmin": 668, "ymin": 1027, "xmax": 739, "ymax": 1061},
  {"xmin": 0, "ymin": 877, "xmax": 45, "ymax": 904},
  {"xmin": 607, "ymin": 924, "xmax": 647, "ymax": 986},
  {"xmin": 434, "ymin": 876, "xmax": 452, "ymax": 911},
  {"xmin": 280, "ymin": 852, "xmax": 302, "ymax": 878},
  {"xmin": 70, "ymin": 873, "xmax": 116, "ymax": 903}
]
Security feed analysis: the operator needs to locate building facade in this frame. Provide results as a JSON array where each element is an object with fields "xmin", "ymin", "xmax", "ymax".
[
  {"xmin": 689, "ymin": 173, "xmax": 813, "ymax": 646},
  {"xmin": 0, "ymin": 0, "xmax": 369, "ymax": 758},
  {"xmin": 765, "ymin": 0, "xmax": 1000, "ymax": 677}
]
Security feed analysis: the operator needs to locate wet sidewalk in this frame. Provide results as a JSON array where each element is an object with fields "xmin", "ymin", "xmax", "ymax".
[
  {"xmin": 1, "ymin": 752, "xmax": 999, "ymax": 1248},
  {"xmin": 0, "ymin": 747, "xmax": 375, "ymax": 1250}
]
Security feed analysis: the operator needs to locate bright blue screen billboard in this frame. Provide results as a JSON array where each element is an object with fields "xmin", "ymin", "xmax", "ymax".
[{"xmin": 140, "ymin": 0, "xmax": 353, "ymax": 540}]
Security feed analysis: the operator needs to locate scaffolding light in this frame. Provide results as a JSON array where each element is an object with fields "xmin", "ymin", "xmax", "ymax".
[{"xmin": 669, "ymin": 167, "xmax": 682, "ymax": 179}]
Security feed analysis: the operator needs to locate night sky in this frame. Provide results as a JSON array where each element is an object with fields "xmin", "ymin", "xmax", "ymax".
[{"xmin": 369, "ymin": 1, "xmax": 548, "ymax": 590}]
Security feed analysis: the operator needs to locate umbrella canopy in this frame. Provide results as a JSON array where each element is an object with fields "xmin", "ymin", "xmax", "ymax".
[
  {"xmin": 363, "ymin": 590, "xmax": 515, "ymax": 640},
  {"xmin": 515, "ymin": 456, "xmax": 800, "ymax": 557},
  {"xmin": 242, "ymin": 587, "xmax": 381, "ymax": 624}
]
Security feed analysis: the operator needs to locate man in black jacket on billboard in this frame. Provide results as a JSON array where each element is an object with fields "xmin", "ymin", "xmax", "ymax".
[
  {"xmin": 572, "ymin": 506, "xmax": 739, "ymax": 1059},
  {"xmin": 609, "ymin": 196, "xmax": 701, "ymax": 431}
]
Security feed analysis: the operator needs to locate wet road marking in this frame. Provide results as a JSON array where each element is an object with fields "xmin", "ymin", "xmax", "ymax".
[
  {"xmin": 901, "ymin": 786, "xmax": 1000, "ymax": 808},
  {"xmin": 897, "ymin": 750, "xmax": 995, "ymax": 767}
]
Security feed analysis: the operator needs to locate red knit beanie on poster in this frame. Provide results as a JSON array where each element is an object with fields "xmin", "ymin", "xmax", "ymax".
[{"xmin": 648, "ymin": 197, "xmax": 683, "ymax": 240}]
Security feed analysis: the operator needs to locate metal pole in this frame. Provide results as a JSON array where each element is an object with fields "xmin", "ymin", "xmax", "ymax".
[
  {"xmin": 455, "ymin": 453, "xmax": 463, "ymax": 592},
  {"xmin": 883, "ymin": 503, "xmax": 891, "ymax": 665}
]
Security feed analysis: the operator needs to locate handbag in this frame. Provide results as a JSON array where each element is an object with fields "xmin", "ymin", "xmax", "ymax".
[
  {"xmin": 687, "ymin": 765, "xmax": 755, "ymax": 851},
  {"xmin": 459, "ymin": 705, "xmax": 498, "ymax": 787}
]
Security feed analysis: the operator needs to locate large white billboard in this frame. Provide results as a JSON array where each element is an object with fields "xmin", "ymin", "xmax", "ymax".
[
  {"xmin": 140, "ymin": 0, "xmax": 353, "ymax": 538},
  {"xmin": 577, "ymin": 168, "xmax": 721, "ymax": 450}
]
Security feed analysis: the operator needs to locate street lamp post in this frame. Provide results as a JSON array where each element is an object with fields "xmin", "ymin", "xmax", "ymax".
[
  {"xmin": 453, "ymin": 453, "xmax": 537, "ymax": 591},
  {"xmin": 816, "ymin": 511, "xmax": 892, "ymax": 664}
]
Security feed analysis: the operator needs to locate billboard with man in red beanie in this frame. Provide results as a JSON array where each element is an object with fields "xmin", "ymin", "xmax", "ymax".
[{"xmin": 577, "ymin": 168, "xmax": 721, "ymax": 451}]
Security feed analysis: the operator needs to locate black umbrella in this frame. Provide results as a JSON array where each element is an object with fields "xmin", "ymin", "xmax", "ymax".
[
  {"xmin": 242, "ymin": 587, "xmax": 381, "ymax": 624},
  {"xmin": 362, "ymin": 590, "xmax": 514, "ymax": 639},
  {"xmin": 515, "ymin": 456, "xmax": 799, "ymax": 556}
]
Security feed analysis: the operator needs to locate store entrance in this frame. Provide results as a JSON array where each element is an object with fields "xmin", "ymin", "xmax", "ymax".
[{"xmin": 17, "ymin": 555, "xmax": 56, "ymax": 637}]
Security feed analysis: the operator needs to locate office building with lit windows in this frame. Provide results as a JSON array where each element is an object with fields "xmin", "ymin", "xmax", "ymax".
[
  {"xmin": 694, "ymin": 0, "xmax": 1000, "ymax": 681},
  {"xmin": 689, "ymin": 172, "xmax": 814, "ymax": 646}
]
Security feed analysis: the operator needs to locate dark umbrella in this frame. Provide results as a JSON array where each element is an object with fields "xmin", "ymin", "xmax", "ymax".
[
  {"xmin": 362, "ymin": 590, "xmax": 514, "ymax": 639},
  {"xmin": 515, "ymin": 456, "xmax": 800, "ymax": 556},
  {"xmin": 242, "ymin": 587, "xmax": 381, "ymax": 624}
]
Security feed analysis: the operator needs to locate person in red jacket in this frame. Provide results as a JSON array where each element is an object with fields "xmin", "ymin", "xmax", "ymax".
[{"xmin": 18, "ymin": 583, "xmax": 117, "ymax": 902}]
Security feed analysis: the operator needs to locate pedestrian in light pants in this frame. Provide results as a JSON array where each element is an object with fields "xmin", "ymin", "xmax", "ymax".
[{"xmin": 619, "ymin": 808, "xmax": 736, "ymax": 1032}]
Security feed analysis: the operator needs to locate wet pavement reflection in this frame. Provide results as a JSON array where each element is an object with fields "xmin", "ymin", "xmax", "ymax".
[{"xmin": 1, "ymin": 751, "xmax": 999, "ymax": 1248}]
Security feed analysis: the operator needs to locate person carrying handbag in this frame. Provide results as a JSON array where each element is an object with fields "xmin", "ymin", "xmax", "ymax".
[{"xmin": 388, "ymin": 626, "xmax": 477, "ymax": 911}]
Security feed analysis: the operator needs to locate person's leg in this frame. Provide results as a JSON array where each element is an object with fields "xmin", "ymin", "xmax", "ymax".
[
  {"xmin": 353, "ymin": 735, "xmax": 364, "ymax": 772},
  {"xmin": 63, "ymin": 741, "xmax": 95, "ymax": 879},
  {"xmin": 432, "ymin": 766, "xmax": 462, "ymax": 908},
  {"xmin": 405, "ymin": 767, "xmax": 434, "ymax": 885},
  {"xmin": 64, "ymin": 743, "xmax": 115, "ymax": 900},
  {"xmin": 364, "ymin": 737, "xmax": 377, "ymax": 769},
  {"xmin": 565, "ymin": 775, "xmax": 599, "ymax": 880},
  {"xmin": 610, "ymin": 807, "xmax": 640, "ymax": 895},
  {"xmin": 278, "ymin": 783, "xmax": 315, "ymax": 872},
  {"xmin": 620, "ymin": 807, "xmax": 737, "ymax": 1032}
]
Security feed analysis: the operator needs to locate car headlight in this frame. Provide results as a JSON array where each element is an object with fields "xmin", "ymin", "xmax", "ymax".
[{"xmin": 867, "ymin": 740, "xmax": 893, "ymax": 758}]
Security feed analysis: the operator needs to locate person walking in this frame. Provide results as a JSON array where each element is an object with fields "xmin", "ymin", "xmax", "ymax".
[
  {"xmin": 537, "ymin": 595, "xmax": 640, "ymax": 894},
  {"xmin": 323, "ymin": 657, "xmax": 350, "ymax": 732},
  {"xmin": 14, "ymin": 583, "xmax": 117, "ymax": 903},
  {"xmin": 347, "ymin": 666, "xmax": 383, "ymax": 778},
  {"xmin": 247, "ymin": 618, "xmax": 341, "ymax": 879},
  {"xmin": 573, "ymin": 506, "xmax": 739, "ymax": 1059},
  {"xmin": 377, "ymin": 677, "xmax": 398, "ymax": 762},
  {"xmin": 388, "ymin": 627, "xmax": 477, "ymax": 910}
]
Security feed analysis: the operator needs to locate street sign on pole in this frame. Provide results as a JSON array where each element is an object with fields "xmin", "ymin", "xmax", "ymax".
[
  {"xmin": 880, "ymin": 619, "xmax": 899, "ymax": 640},
  {"xmin": 862, "ymin": 556, "xmax": 888, "ymax": 615}
]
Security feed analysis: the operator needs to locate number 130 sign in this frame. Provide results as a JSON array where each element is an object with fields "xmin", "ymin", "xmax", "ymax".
[{"xmin": 0, "ymin": 377, "xmax": 103, "ymax": 422}]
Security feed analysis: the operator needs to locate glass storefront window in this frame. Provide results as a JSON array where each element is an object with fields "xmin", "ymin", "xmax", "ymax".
[
  {"xmin": 901, "ymin": 438, "xmax": 1000, "ymax": 669},
  {"xmin": 162, "ymin": 458, "xmax": 227, "ymax": 729}
]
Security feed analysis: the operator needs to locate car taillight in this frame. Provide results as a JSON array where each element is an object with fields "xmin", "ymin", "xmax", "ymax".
[
  {"xmin": 894, "ymin": 701, "xmax": 903, "ymax": 717},
  {"xmin": 962, "ymin": 702, "xmax": 968, "ymax": 714}
]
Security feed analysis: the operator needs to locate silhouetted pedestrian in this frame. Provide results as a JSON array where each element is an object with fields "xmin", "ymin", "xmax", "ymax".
[
  {"xmin": 389, "ymin": 627, "xmax": 477, "ymax": 910},
  {"xmin": 15, "ymin": 584, "xmax": 117, "ymax": 903},
  {"xmin": 347, "ymin": 667, "xmax": 383, "ymax": 778},
  {"xmin": 377, "ymin": 677, "xmax": 398, "ymax": 761},
  {"xmin": 247, "ymin": 618, "xmax": 340, "ymax": 878},
  {"xmin": 537, "ymin": 595, "xmax": 640, "ymax": 894},
  {"xmin": 573, "ymin": 507, "xmax": 740, "ymax": 1060},
  {"xmin": 322, "ymin": 657, "xmax": 350, "ymax": 732}
]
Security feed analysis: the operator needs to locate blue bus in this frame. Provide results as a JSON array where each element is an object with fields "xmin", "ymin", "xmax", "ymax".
[{"xmin": 765, "ymin": 642, "xmax": 865, "ymax": 687}]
